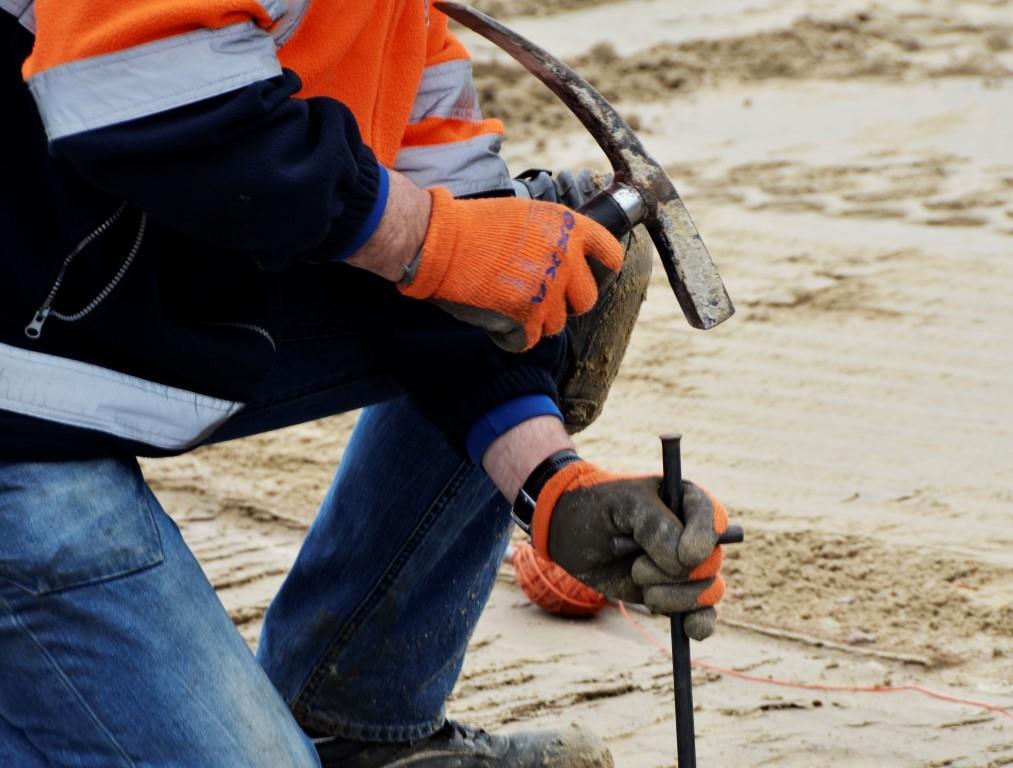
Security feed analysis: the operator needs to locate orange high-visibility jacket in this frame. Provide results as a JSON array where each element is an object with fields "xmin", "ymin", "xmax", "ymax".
[{"xmin": 21, "ymin": 0, "xmax": 509, "ymax": 197}]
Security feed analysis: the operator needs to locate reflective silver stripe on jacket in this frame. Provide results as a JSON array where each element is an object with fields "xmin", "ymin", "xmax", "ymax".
[
  {"xmin": 0, "ymin": 342, "xmax": 243, "ymax": 450},
  {"xmin": 27, "ymin": 21, "xmax": 283, "ymax": 141},
  {"xmin": 395, "ymin": 133, "xmax": 512, "ymax": 197},
  {"xmin": 408, "ymin": 60, "xmax": 481, "ymax": 124},
  {"xmin": 0, "ymin": 0, "xmax": 34, "ymax": 32}
]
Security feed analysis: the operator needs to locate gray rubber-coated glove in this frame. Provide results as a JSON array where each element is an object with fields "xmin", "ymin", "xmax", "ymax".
[
  {"xmin": 532, "ymin": 461, "xmax": 728, "ymax": 640},
  {"xmin": 513, "ymin": 168, "xmax": 608, "ymax": 210}
]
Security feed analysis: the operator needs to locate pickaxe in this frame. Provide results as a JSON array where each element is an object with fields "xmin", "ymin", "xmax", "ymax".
[{"xmin": 434, "ymin": 4, "xmax": 741, "ymax": 766}]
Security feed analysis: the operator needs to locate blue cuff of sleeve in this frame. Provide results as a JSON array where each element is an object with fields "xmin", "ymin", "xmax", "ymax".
[
  {"xmin": 466, "ymin": 395, "xmax": 564, "ymax": 465},
  {"xmin": 332, "ymin": 164, "xmax": 390, "ymax": 261}
]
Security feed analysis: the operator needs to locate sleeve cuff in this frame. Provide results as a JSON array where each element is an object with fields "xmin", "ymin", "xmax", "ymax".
[
  {"xmin": 331, "ymin": 163, "xmax": 390, "ymax": 261},
  {"xmin": 466, "ymin": 394, "xmax": 563, "ymax": 465}
]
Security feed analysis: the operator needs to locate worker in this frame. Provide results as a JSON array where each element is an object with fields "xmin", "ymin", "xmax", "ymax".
[{"xmin": 0, "ymin": 2, "xmax": 728, "ymax": 766}]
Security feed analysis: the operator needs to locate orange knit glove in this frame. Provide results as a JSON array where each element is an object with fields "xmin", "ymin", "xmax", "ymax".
[
  {"xmin": 399, "ymin": 188, "xmax": 625, "ymax": 352},
  {"xmin": 533, "ymin": 461, "xmax": 728, "ymax": 640}
]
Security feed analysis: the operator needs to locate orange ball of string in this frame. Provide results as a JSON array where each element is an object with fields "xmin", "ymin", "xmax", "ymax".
[{"xmin": 510, "ymin": 541, "xmax": 607, "ymax": 616}]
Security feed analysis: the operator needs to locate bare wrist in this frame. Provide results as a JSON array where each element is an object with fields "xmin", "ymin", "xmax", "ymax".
[
  {"xmin": 346, "ymin": 169, "xmax": 431, "ymax": 282},
  {"xmin": 482, "ymin": 416, "xmax": 575, "ymax": 502}
]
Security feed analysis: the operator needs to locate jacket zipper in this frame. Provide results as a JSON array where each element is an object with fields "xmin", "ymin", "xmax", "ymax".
[{"xmin": 25, "ymin": 205, "xmax": 147, "ymax": 340}]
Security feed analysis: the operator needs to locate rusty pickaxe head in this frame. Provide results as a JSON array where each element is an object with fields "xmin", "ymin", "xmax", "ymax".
[{"xmin": 434, "ymin": 2, "xmax": 734, "ymax": 330}]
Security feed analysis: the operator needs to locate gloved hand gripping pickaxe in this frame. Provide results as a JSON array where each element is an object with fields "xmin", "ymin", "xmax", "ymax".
[
  {"xmin": 436, "ymin": 5, "xmax": 741, "ymax": 766},
  {"xmin": 435, "ymin": 2, "xmax": 735, "ymax": 332}
]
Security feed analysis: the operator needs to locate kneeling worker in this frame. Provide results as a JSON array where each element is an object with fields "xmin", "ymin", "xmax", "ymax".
[{"xmin": 0, "ymin": 2, "xmax": 727, "ymax": 765}]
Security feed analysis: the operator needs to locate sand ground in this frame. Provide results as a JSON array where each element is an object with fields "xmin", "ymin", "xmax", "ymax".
[{"xmin": 141, "ymin": 1, "xmax": 1013, "ymax": 765}]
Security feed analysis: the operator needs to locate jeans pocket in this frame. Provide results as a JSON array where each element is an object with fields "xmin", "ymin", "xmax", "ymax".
[{"xmin": 0, "ymin": 458, "xmax": 164, "ymax": 595}]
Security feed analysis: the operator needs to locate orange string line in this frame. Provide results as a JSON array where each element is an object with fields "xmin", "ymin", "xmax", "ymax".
[{"xmin": 614, "ymin": 601, "xmax": 1013, "ymax": 724}]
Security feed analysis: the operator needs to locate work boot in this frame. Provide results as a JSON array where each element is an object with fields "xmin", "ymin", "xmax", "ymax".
[{"xmin": 314, "ymin": 719, "xmax": 614, "ymax": 768}]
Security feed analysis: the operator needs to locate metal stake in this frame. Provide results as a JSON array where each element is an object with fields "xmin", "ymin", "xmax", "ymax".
[
  {"xmin": 659, "ymin": 434, "xmax": 745, "ymax": 766},
  {"xmin": 660, "ymin": 434, "xmax": 697, "ymax": 768}
]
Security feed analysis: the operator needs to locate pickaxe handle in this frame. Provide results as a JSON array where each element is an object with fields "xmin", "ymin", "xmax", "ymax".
[{"xmin": 577, "ymin": 182, "xmax": 646, "ymax": 240}]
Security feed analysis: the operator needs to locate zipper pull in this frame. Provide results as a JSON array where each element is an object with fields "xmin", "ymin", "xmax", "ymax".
[{"xmin": 25, "ymin": 307, "xmax": 51, "ymax": 339}]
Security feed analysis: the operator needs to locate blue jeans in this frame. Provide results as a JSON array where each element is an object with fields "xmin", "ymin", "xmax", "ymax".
[{"xmin": 0, "ymin": 355, "xmax": 514, "ymax": 765}]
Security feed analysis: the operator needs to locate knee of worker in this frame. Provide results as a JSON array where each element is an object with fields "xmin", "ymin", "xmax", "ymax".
[{"xmin": 0, "ymin": 458, "xmax": 165, "ymax": 596}]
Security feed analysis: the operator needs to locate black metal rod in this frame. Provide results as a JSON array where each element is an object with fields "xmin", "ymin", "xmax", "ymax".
[
  {"xmin": 671, "ymin": 619, "xmax": 695, "ymax": 768},
  {"xmin": 660, "ymin": 434, "xmax": 696, "ymax": 768}
]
